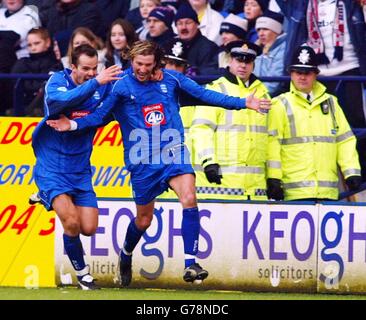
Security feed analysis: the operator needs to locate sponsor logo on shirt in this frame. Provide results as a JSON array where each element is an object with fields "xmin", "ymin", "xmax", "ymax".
[
  {"xmin": 70, "ymin": 110, "xmax": 91, "ymax": 119},
  {"xmin": 142, "ymin": 103, "xmax": 166, "ymax": 127}
]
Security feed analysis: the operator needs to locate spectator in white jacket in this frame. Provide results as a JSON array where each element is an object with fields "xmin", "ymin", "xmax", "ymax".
[
  {"xmin": 189, "ymin": 0, "xmax": 224, "ymax": 45},
  {"xmin": 0, "ymin": 0, "xmax": 41, "ymax": 59},
  {"xmin": 0, "ymin": 0, "xmax": 40, "ymax": 115}
]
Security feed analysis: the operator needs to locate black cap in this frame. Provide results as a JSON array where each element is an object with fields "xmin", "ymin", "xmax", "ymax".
[
  {"xmin": 174, "ymin": 2, "xmax": 199, "ymax": 24},
  {"xmin": 163, "ymin": 39, "xmax": 188, "ymax": 64},
  {"xmin": 225, "ymin": 40, "xmax": 262, "ymax": 62},
  {"xmin": 288, "ymin": 46, "xmax": 320, "ymax": 73}
]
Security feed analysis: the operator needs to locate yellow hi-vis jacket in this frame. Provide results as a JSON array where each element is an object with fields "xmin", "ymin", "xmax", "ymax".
[
  {"xmin": 189, "ymin": 73, "xmax": 270, "ymax": 200},
  {"xmin": 180, "ymin": 105, "xmax": 196, "ymax": 162},
  {"xmin": 267, "ymin": 81, "xmax": 361, "ymax": 200}
]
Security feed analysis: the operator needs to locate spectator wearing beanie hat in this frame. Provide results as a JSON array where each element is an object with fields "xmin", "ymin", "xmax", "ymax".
[
  {"xmin": 149, "ymin": 5, "xmax": 175, "ymax": 26},
  {"xmin": 241, "ymin": 0, "xmax": 269, "ymax": 43},
  {"xmin": 220, "ymin": 14, "xmax": 248, "ymax": 45},
  {"xmin": 175, "ymin": 2, "xmax": 219, "ymax": 75},
  {"xmin": 147, "ymin": 6, "xmax": 176, "ymax": 47},
  {"xmin": 218, "ymin": 13, "xmax": 248, "ymax": 67},
  {"xmin": 255, "ymin": 10, "xmax": 283, "ymax": 36},
  {"xmin": 254, "ymin": 10, "xmax": 287, "ymax": 96},
  {"xmin": 188, "ymin": 0, "xmax": 224, "ymax": 46},
  {"xmin": 174, "ymin": 2, "xmax": 200, "ymax": 24}
]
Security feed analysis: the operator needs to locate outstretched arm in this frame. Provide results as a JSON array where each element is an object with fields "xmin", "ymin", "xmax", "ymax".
[
  {"xmin": 170, "ymin": 71, "xmax": 271, "ymax": 112},
  {"xmin": 245, "ymin": 89, "xmax": 272, "ymax": 113}
]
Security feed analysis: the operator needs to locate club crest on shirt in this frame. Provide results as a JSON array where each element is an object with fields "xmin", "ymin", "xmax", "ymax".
[
  {"xmin": 93, "ymin": 91, "xmax": 101, "ymax": 100},
  {"xmin": 142, "ymin": 103, "xmax": 166, "ymax": 127},
  {"xmin": 160, "ymin": 84, "xmax": 168, "ymax": 93}
]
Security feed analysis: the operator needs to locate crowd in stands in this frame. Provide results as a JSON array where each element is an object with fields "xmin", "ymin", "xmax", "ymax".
[{"xmin": 1, "ymin": 0, "xmax": 366, "ymax": 182}]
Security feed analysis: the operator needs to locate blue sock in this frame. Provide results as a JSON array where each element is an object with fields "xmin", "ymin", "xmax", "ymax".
[
  {"xmin": 63, "ymin": 234, "xmax": 86, "ymax": 272},
  {"xmin": 121, "ymin": 218, "xmax": 144, "ymax": 262},
  {"xmin": 182, "ymin": 207, "xmax": 200, "ymax": 268}
]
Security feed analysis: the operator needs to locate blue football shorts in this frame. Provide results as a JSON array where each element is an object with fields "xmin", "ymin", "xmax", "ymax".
[
  {"xmin": 129, "ymin": 144, "xmax": 195, "ymax": 205},
  {"xmin": 34, "ymin": 165, "xmax": 97, "ymax": 211}
]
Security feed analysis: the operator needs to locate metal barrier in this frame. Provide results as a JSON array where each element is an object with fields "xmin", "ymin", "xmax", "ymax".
[
  {"xmin": 194, "ymin": 75, "xmax": 366, "ymax": 84},
  {"xmin": 339, "ymin": 182, "xmax": 366, "ymax": 200},
  {"xmin": 0, "ymin": 73, "xmax": 49, "ymax": 116}
]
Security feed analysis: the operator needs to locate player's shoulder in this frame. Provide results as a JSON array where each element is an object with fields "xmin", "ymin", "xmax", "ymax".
[
  {"xmin": 111, "ymin": 73, "xmax": 130, "ymax": 94},
  {"xmin": 163, "ymin": 69, "xmax": 185, "ymax": 82},
  {"xmin": 45, "ymin": 70, "xmax": 69, "ymax": 91},
  {"xmin": 114, "ymin": 72, "xmax": 129, "ymax": 85},
  {"xmin": 48, "ymin": 69, "xmax": 66, "ymax": 81}
]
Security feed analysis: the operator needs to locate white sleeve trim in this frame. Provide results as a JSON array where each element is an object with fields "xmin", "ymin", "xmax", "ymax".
[{"xmin": 70, "ymin": 120, "xmax": 78, "ymax": 131}]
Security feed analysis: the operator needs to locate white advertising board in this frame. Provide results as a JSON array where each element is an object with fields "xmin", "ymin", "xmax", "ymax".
[
  {"xmin": 317, "ymin": 204, "xmax": 366, "ymax": 293},
  {"xmin": 56, "ymin": 201, "xmax": 320, "ymax": 292}
]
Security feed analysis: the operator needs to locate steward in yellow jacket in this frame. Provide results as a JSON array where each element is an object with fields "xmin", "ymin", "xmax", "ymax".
[
  {"xmin": 190, "ymin": 41, "xmax": 270, "ymax": 200},
  {"xmin": 267, "ymin": 46, "xmax": 361, "ymax": 201}
]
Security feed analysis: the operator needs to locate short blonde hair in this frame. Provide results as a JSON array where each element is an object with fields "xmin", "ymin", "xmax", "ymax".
[{"xmin": 129, "ymin": 40, "xmax": 164, "ymax": 69}]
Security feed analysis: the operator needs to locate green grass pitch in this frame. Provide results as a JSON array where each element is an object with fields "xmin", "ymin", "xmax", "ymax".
[{"xmin": 1, "ymin": 287, "xmax": 366, "ymax": 300}]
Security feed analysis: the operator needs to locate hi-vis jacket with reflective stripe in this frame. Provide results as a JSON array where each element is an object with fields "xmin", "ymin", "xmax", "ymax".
[
  {"xmin": 189, "ymin": 72, "xmax": 270, "ymax": 200},
  {"xmin": 267, "ymin": 81, "xmax": 361, "ymax": 200}
]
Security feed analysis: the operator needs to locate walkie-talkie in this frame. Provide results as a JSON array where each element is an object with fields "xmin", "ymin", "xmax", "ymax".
[{"xmin": 320, "ymin": 101, "xmax": 329, "ymax": 114}]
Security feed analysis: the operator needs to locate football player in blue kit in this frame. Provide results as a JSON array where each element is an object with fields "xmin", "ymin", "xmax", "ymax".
[
  {"xmin": 31, "ymin": 44, "xmax": 122, "ymax": 290},
  {"xmin": 46, "ymin": 40, "xmax": 271, "ymax": 287}
]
